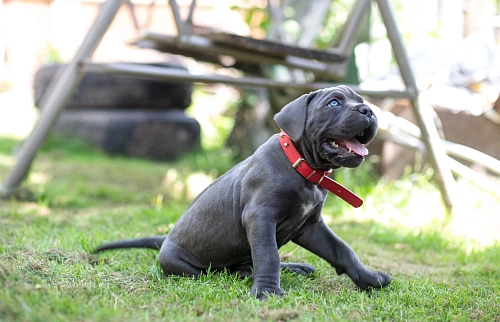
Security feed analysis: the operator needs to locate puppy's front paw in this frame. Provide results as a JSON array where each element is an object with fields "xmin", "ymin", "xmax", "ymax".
[
  {"xmin": 251, "ymin": 284, "xmax": 285, "ymax": 300},
  {"xmin": 352, "ymin": 269, "xmax": 392, "ymax": 290}
]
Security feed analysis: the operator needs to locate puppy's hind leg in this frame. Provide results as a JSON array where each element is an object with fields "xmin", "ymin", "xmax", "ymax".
[
  {"xmin": 280, "ymin": 262, "xmax": 316, "ymax": 276},
  {"xmin": 159, "ymin": 239, "xmax": 203, "ymax": 276},
  {"xmin": 227, "ymin": 262, "xmax": 315, "ymax": 279},
  {"xmin": 227, "ymin": 262, "xmax": 315, "ymax": 278},
  {"xmin": 227, "ymin": 262, "xmax": 253, "ymax": 278}
]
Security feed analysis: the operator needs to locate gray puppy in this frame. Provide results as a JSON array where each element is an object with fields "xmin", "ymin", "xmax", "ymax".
[{"xmin": 94, "ymin": 85, "xmax": 391, "ymax": 299}]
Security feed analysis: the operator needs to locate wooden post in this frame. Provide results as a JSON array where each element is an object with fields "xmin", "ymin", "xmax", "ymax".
[{"xmin": 375, "ymin": 0, "xmax": 455, "ymax": 209}]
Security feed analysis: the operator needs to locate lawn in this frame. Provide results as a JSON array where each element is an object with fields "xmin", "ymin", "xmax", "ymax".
[{"xmin": 1, "ymin": 134, "xmax": 499, "ymax": 321}]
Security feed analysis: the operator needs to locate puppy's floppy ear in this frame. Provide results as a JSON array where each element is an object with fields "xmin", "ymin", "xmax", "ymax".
[{"xmin": 274, "ymin": 93, "xmax": 310, "ymax": 141}]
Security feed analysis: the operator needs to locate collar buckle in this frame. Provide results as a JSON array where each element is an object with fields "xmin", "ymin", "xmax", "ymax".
[{"xmin": 292, "ymin": 158, "xmax": 305, "ymax": 169}]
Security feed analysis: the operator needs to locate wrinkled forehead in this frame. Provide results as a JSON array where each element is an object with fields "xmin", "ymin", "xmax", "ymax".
[{"xmin": 311, "ymin": 86, "xmax": 364, "ymax": 106}]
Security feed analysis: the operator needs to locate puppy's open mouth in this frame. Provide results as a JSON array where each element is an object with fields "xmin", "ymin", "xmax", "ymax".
[{"xmin": 324, "ymin": 130, "xmax": 369, "ymax": 156}]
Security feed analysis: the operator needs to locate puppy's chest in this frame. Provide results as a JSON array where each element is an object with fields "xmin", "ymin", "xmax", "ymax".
[
  {"xmin": 300, "ymin": 202, "xmax": 316, "ymax": 217},
  {"xmin": 291, "ymin": 199, "xmax": 322, "ymax": 222},
  {"xmin": 275, "ymin": 189, "xmax": 325, "ymax": 244},
  {"xmin": 291, "ymin": 187, "xmax": 326, "ymax": 219}
]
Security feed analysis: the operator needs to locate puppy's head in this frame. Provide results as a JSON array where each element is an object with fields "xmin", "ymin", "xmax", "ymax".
[{"xmin": 274, "ymin": 86, "xmax": 378, "ymax": 169}]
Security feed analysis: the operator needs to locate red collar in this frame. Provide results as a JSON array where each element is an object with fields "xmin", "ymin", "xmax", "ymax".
[{"xmin": 278, "ymin": 131, "xmax": 363, "ymax": 208}]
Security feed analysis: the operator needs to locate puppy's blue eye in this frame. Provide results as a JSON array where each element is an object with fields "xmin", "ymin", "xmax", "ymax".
[{"xmin": 328, "ymin": 99, "xmax": 340, "ymax": 108}]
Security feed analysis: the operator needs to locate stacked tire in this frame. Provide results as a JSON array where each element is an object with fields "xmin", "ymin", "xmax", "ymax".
[{"xmin": 33, "ymin": 63, "xmax": 200, "ymax": 161}]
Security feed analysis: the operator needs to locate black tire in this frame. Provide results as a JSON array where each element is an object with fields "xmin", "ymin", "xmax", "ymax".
[
  {"xmin": 34, "ymin": 63, "xmax": 193, "ymax": 110},
  {"xmin": 55, "ymin": 109, "xmax": 200, "ymax": 161}
]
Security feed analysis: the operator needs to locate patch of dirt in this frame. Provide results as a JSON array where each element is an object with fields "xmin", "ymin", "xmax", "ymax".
[
  {"xmin": 1, "ymin": 249, "xmax": 106, "ymax": 282},
  {"xmin": 0, "ymin": 262, "xmax": 11, "ymax": 282},
  {"xmin": 469, "ymin": 309, "xmax": 486, "ymax": 320},
  {"xmin": 44, "ymin": 249, "xmax": 106, "ymax": 266},
  {"xmin": 24, "ymin": 258, "xmax": 54, "ymax": 279},
  {"xmin": 257, "ymin": 308, "xmax": 300, "ymax": 321}
]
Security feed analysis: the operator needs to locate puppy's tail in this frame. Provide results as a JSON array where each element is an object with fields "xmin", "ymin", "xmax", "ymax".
[{"xmin": 93, "ymin": 236, "xmax": 166, "ymax": 253}]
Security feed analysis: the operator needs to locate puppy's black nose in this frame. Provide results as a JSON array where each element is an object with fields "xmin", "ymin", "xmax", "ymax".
[{"xmin": 358, "ymin": 105, "xmax": 373, "ymax": 117}]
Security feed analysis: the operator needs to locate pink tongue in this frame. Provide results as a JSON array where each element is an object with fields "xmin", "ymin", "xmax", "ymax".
[{"xmin": 340, "ymin": 138, "xmax": 369, "ymax": 156}]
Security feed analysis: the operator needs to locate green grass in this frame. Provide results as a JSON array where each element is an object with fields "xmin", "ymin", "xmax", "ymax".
[{"xmin": 1, "ymin": 135, "xmax": 500, "ymax": 321}]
